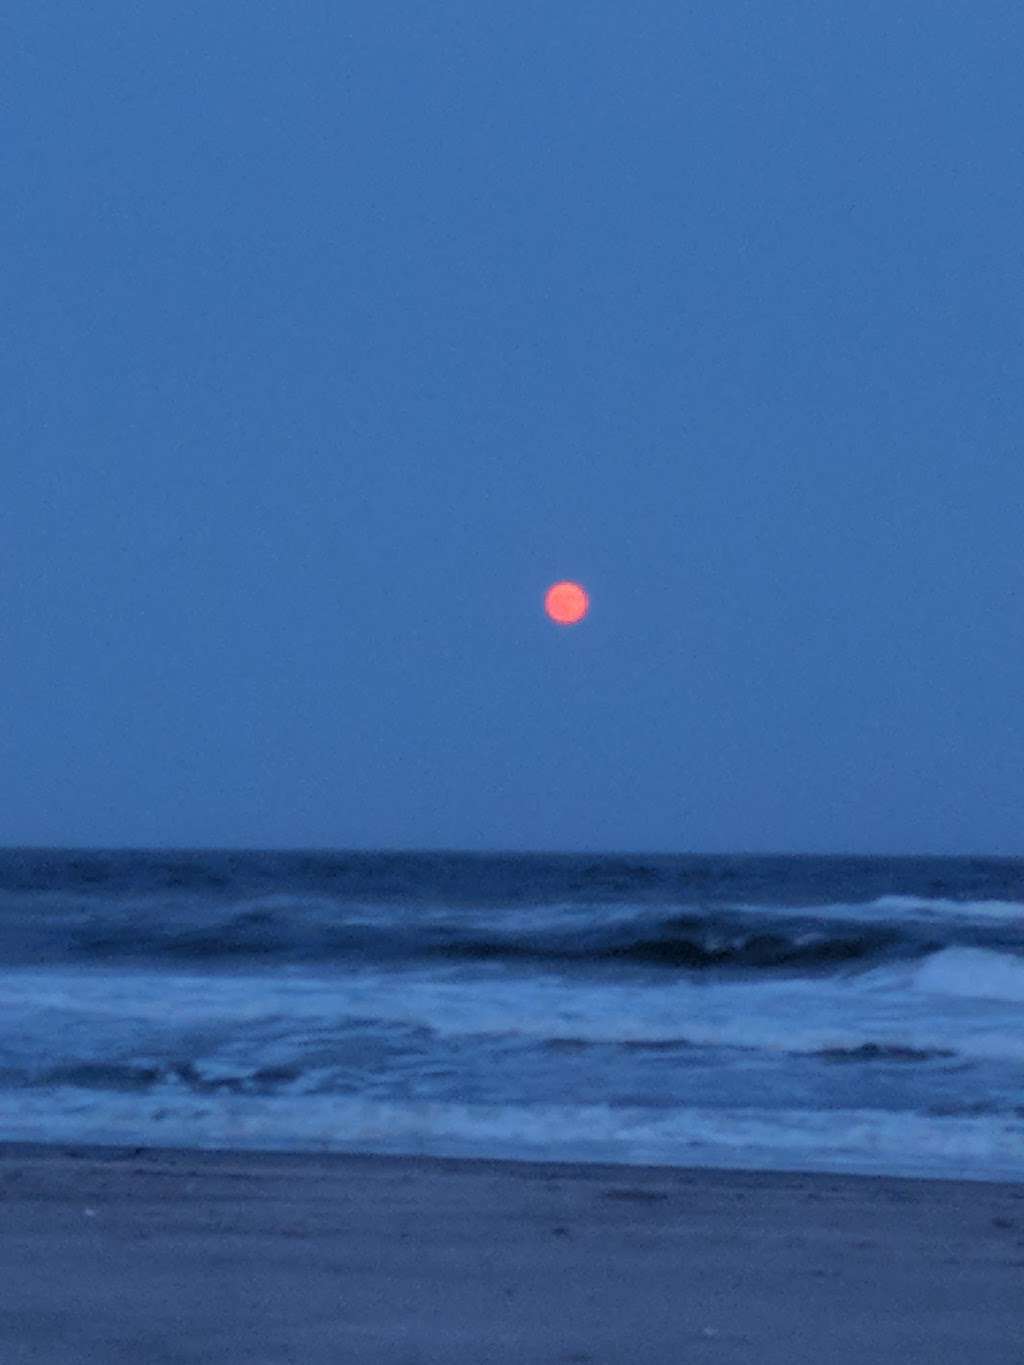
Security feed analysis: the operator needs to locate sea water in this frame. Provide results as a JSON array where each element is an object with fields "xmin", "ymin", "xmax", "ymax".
[{"xmin": 1, "ymin": 849, "xmax": 1022, "ymax": 1181}]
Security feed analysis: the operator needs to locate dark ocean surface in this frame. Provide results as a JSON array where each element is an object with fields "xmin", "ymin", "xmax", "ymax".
[{"xmin": 1, "ymin": 850, "xmax": 1022, "ymax": 1179}]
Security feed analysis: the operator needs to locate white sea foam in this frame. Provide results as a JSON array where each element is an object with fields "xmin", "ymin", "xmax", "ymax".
[
  {"xmin": 871, "ymin": 895, "xmax": 1024, "ymax": 922},
  {"xmin": 4, "ymin": 957, "xmax": 1023, "ymax": 1064},
  {"xmin": 731, "ymin": 895, "xmax": 1024, "ymax": 924},
  {"xmin": 1, "ymin": 1087, "xmax": 1022, "ymax": 1182},
  {"xmin": 316, "ymin": 961, "xmax": 1024, "ymax": 1062},
  {"xmin": 3, "ymin": 960, "xmax": 1023, "ymax": 1181},
  {"xmin": 909, "ymin": 947, "xmax": 1024, "ymax": 1003}
]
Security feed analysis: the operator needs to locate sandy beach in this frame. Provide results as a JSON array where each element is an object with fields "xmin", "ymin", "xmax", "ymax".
[{"xmin": 1, "ymin": 1143, "xmax": 1022, "ymax": 1363}]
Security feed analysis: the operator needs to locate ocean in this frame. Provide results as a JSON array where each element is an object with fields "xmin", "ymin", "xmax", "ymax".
[{"xmin": 1, "ymin": 849, "xmax": 1022, "ymax": 1181}]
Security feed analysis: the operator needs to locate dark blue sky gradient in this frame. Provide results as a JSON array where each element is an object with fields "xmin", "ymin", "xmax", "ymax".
[{"xmin": 4, "ymin": 3, "xmax": 1023, "ymax": 852}]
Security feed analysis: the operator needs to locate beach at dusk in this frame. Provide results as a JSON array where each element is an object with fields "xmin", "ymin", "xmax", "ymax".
[
  {"xmin": 3, "ymin": 1142, "xmax": 1023, "ymax": 1364},
  {"xmin": 7, "ymin": 0, "xmax": 1024, "ymax": 1358},
  {"xmin": 2, "ymin": 850, "xmax": 1023, "ymax": 1361}
]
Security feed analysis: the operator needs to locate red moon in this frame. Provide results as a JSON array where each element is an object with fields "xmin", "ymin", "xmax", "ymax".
[{"xmin": 544, "ymin": 580, "xmax": 589, "ymax": 625}]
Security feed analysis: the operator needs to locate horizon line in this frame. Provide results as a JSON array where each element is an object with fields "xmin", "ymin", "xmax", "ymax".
[{"xmin": 1, "ymin": 844, "xmax": 1021, "ymax": 862}]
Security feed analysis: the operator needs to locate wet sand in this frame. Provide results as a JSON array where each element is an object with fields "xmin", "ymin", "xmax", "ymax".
[{"xmin": 1, "ymin": 1142, "xmax": 1022, "ymax": 1363}]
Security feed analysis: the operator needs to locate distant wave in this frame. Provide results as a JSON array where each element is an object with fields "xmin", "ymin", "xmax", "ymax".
[
  {"xmin": 68, "ymin": 916, "xmax": 926, "ymax": 976},
  {"xmin": 0, "ymin": 888, "xmax": 1021, "ymax": 979},
  {"xmin": 431, "ymin": 918, "xmax": 920, "ymax": 971},
  {"xmin": 812, "ymin": 1043, "xmax": 955, "ymax": 1063}
]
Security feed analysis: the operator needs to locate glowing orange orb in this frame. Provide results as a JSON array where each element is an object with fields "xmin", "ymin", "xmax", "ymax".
[{"xmin": 544, "ymin": 580, "xmax": 589, "ymax": 625}]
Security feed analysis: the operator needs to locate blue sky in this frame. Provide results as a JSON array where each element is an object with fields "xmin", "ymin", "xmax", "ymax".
[{"xmin": 3, "ymin": 3, "xmax": 1023, "ymax": 853}]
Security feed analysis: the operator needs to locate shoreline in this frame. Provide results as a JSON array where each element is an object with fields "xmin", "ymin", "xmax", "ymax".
[
  {"xmin": 2, "ymin": 1141, "xmax": 1022, "ymax": 1363},
  {"xmin": 3, "ymin": 1136, "xmax": 1024, "ymax": 1188}
]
